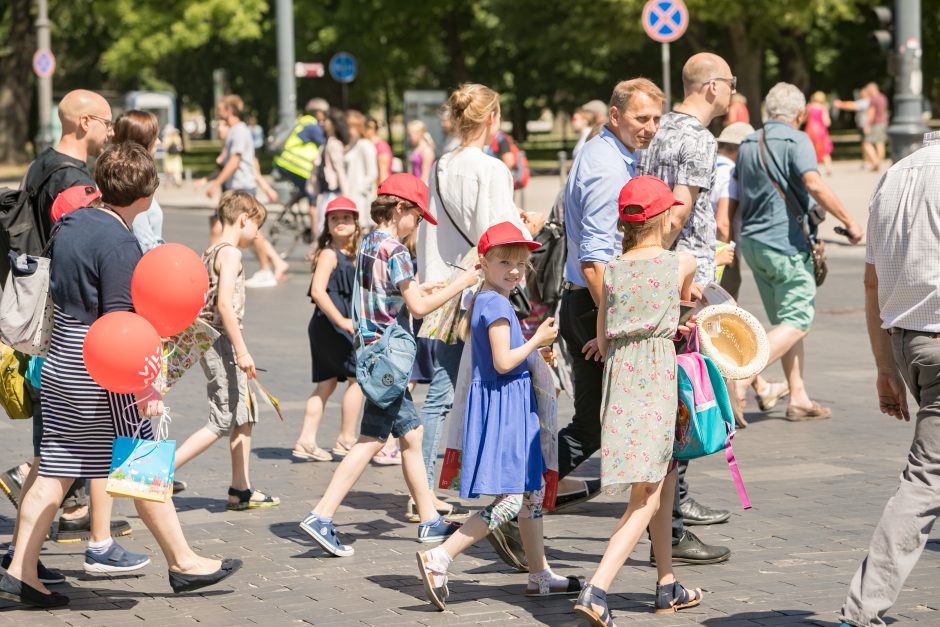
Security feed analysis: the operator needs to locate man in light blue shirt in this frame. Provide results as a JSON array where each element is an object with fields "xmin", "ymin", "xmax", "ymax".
[{"xmin": 556, "ymin": 78, "xmax": 664, "ymax": 501}]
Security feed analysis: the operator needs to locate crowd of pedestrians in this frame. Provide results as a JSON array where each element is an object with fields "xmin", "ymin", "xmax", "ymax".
[{"xmin": 0, "ymin": 58, "xmax": 933, "ymax": 627}]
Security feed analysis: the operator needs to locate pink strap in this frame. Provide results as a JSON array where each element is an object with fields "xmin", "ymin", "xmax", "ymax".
[
  {"xmin": 724, "ymin": 433, "xmax": 751, "ymax": 509},
  {"xmin": 691, "ymin": 325, "xmax": 700, "ymax": 353}
]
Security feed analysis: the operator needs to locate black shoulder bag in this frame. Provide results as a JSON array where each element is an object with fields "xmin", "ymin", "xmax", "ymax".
[
  {"xmin": 433, "ymin": 162, "xmax": 531, "ymax": 320},
  {"xmin": 757, "ymin": 130, "xmax": 828, "ymax": 287}
]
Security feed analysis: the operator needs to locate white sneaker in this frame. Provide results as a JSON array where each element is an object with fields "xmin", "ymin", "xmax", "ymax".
[{"xmin": 245, "ymin": 270, "xmax": 277, "ymax": 288}]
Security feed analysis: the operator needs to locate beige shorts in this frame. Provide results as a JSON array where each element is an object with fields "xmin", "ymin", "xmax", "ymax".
[{"xmin": 201, "ymin": 335, "xmax": 256, "ymax": 436}]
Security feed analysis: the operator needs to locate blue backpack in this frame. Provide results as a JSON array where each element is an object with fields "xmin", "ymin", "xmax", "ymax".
[{"xmin": 674, "ymin": 336, "xmax": 751, "ymax": 509}]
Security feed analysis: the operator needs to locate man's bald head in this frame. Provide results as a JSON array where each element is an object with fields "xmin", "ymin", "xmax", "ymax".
[
  {"xmin": 681, "ymin": 53, "xmax": 731, "ymax": 96},
  {"xmin": 57, "ymin": 89, "xmax": 112, "ymax": 157},
  {"xmin": 58, "ymin": 90, "xmax": 111, "ymax": 133}
]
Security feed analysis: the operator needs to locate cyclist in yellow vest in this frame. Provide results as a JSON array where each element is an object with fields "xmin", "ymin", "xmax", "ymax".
[{"xmin": 273, "ymin": 98, "xmax": 329, "ymax": 199}]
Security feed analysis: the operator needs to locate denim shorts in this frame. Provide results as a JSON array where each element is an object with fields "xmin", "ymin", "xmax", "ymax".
[{"xmin": 359, "ymin": 389, "xmax": 420, "ymax": 441}]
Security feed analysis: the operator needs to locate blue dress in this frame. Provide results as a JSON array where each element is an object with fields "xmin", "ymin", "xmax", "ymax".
[{"xmin": 460, "ymin": 290, "xmax": 545, "ymax": 499}]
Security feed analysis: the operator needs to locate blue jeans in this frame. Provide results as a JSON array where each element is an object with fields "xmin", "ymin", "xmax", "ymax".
[{"xmin": 419, "ymin": 340, "xmax": 464, "ymax": 489}]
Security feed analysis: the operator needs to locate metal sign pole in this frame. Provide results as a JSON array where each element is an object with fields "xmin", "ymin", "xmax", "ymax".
[
  {"xmin": 662, "ymin": 42, "xmax": 671, "ymax": 110},
  {"xmin": 35, "ymin": 0, "xmax": 53, "ymax": 153}
]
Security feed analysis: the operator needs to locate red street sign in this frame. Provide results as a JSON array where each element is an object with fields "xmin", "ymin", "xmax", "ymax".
[
  {"xmin": 294, "ymin": 62, "xmax": 325, "ymax": 78},
  {"xmin": 642, "ymin": 0, "xmax": 689, "ymax": 43},
  {"xmin": 33, "ymin": 49, "xmax": 56, "ymax": 79}
]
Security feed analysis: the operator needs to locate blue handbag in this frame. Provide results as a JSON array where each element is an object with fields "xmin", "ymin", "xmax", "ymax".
[
  {"xmin": 355, "ymin": 322, "xmax": 416, "ymax": 408},
  {"xmin": 352, "ymin": 282, "xmax": 417, "ymax": 409}
]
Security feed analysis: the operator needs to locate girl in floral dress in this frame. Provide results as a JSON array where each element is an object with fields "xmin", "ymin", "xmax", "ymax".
[{"xmin": 574, "ymin": 177, "xmax": 701, "ymax": 625}]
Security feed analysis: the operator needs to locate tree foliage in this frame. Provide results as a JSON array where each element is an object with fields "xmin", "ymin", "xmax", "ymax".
[{"xmin": 2, "ymin": 0, "xmax": 937, "ymax": 163}]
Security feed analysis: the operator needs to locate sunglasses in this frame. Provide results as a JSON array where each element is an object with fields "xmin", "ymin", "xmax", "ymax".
[
  {"xmin": 705, "ymin": 76, "xmax": 737, "ymax": 91},
  {"xmin": 87, "ymin": 114, "xmax": 114, "ymax": 131}
]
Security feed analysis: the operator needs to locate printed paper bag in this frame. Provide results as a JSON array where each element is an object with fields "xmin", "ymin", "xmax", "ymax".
[
  {"xmin": 528, "ymin": 351, "xmax": 559, "ymax": 510},
  {"xmin": 418, "ymin": 249, "xmax": 480, "ymax": 344},
  {"xmin": 438, "ymin": 340, "xmax": 474, "ymax": 491},
  {"xmin": 154, "ymin": 319, "xmax": 221, "ymax": 396},
  {"xmin": 106, "ymin": 437, "xmax": 176, "ymax": 503}
]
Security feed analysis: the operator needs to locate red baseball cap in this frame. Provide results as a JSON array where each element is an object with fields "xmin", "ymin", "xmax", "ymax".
[
  {"xmin": 477, "ymin": 221, "xmax": 541, "ymax": 257},
  {"xmin": 376, "ymin": 173, "xmax": 436, "ymax": 225},
  {"xmin": 618, "ymin": 176, "xmax": 683, "ymax": 223},
  {"xmin": 51, "ymin": 185, "xmax": 101, "ymax": 222},
  {"xmin": 324, "ymin": 195, "xmax": 358, "ymax": 215}
]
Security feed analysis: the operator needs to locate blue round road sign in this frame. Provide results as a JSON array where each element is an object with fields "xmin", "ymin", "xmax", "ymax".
[
  {"xmin": 329, "ymin": 52, "xmax": 358, "ymax": 84},
  {"xmin": 642, "ymin": 0, "xmax": 689, "ymax": 43},
  {"xmin": 33, "ymin": 49, "xmax": 56, "ymax": 79}
]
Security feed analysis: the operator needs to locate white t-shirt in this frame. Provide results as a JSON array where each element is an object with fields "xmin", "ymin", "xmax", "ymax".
[
  {"xmin": 417, "ymin": 146, "xmax": 527, "ymax": 284},
  {"xmin": 710, "ymin": 154, "xmax": 740, "ymax": 240}
]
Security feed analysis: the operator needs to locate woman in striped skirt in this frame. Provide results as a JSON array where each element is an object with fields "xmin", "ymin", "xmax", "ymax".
[{"xmin": 1, "ymin": 143, "xmax": 241, "ymax": 608}]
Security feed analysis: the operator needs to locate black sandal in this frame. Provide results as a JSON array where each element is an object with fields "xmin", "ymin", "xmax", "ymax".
[
  {"xmin": 169, "ymin": 558, "xmax": 243, "ymax": 593},
  {"xmin": 226, "ymin": 487, "xmax": 280, "ymax": 511},
  {"xmin": 654, "ymin": 580, "xmax": 703, "ymax": 613},
  {"xmin": 0, "ymin": 572, "xmax": 69, "ymax": 608},
  {"xmin": 574, "ymin": 584, "xmax": 617, "ymax": 626}
]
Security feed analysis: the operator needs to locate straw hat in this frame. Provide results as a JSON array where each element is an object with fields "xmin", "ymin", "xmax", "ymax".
[{"xmin": 695, "ymin": 304, "xmax": 769, "ymax": 380}]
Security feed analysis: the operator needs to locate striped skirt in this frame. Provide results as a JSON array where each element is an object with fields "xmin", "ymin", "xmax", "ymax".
[{"xmin": 39, "ymin": 307, "xmax": 154, "ymax": 479}]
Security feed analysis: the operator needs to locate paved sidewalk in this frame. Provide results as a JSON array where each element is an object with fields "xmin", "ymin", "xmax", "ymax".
[{"xmin": 1, "ymin": 166, "xmax": 937, "ymax": 626}]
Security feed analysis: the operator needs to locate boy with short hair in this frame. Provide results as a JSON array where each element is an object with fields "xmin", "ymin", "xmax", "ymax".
[
  {"xmin": 299, "ymin": 174, "xmax": 480, "ymax": 557},
  {"xmin": 174, "ymin": 190, "xmax": 280, "ymax": 510}
]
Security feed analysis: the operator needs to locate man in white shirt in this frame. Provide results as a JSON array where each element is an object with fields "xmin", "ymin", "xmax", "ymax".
[{"xmin": 839, "ymin": 136, "xmax": 940, "ymax": 627}]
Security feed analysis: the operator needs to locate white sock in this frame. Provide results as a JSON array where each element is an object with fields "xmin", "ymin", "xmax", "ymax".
[
  {"xmin": 425, "ymin": 546, "xmax": 452, "ymax": 587},
  {"xmin": 528, "ymin": 568, "xmax": 570, "ymax": 590},
  {"xmin": 87, "ymin": 537, "xmax": 114, "ymax": 555}
]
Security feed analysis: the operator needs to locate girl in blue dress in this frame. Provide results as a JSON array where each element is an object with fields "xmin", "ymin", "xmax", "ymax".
[{"xmin": 416, "ymin": 222, "xmax": 584, "ymax": 611}]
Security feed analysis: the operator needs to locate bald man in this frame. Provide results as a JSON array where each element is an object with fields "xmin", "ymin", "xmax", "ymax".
[
  {"xmin": 25, "ymin": 89, "xmax": 113, "ymax": 238},
  {"xmin": 639, "ymin": 52, "xmax": 734, "ymax": 565}
]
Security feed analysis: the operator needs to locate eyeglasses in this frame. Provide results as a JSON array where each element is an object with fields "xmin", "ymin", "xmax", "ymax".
[
  {"xmin": 86, "ymin": 114, "xmax": 114, "ymax": 131},
  {"xmin": 705, "ymin": 76, "xmax": 737, "ymax": 91}
]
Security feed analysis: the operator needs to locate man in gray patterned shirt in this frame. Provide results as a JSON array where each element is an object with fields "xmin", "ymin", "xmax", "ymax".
[{"xmin": 639, "ymin": 52, "xmax": 734, "ymax": 565}]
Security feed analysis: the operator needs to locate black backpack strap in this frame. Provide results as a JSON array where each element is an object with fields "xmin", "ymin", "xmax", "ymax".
[
  {"xmin": 433, "ymin": 159, "xmax": 474, "ymax": 248},
  {"xmin": 26, "ymin": 160, "xmax": 86, "ymax": 198}
]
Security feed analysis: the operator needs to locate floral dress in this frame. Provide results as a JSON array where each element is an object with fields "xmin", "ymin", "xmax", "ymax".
[{"xmin": 599, "ymin": 251, "xmax": 680, "ymax": 494}]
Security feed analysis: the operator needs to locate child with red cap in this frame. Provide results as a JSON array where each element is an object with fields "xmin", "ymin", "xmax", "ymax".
[
  {"xmin": 416, "ymin": 221, "xmax": 585, "ymax": 611},
  {"xmin": 292, "ymin": 196, "xmax": 363, "ymax": 462},
  {"xmin": 299, "ymin": 174, "xmax": 479, "ymax": 556},
  {"xmin": 575, "ymin": 176, "xmax": 703, "ymax": 624}
]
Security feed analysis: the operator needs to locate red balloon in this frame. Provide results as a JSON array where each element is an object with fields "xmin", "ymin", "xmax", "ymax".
[
  {"xmin": 83, "ymin": 312, "xmax": 163, "ymax": 394},
  {"xmin": 131, "ymin": 243, "xmax": 209, "ymax": 337}
]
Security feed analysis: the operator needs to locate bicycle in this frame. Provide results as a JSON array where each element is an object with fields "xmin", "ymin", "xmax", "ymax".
[{"xmin": 268, "ymin": 179, "xmax": 314, "ymax": 259}]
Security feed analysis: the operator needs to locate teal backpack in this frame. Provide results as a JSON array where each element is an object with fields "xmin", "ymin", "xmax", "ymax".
[{"xmin": 674, "ymin": 333, "xmax": 751, "ymax": 509}]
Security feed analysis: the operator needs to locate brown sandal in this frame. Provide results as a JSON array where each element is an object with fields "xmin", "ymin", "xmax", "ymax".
[{"xmin": 785, "ymin": 401, "xmax": 832, "ymax": 422}]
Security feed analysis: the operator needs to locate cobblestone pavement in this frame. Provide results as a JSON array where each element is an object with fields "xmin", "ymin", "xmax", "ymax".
[{"xmin": 0, "ymin": 167, "xmax": 936, "ymax": 626}]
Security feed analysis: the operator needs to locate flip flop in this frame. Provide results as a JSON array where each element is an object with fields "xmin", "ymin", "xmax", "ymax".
[
  {"xmin": 292, "ymin": 444, "xmax": 333, "ymax": 462},
  {"xmin": 785, "ymin": 401, "xmax": 832, "ymax": 422}
]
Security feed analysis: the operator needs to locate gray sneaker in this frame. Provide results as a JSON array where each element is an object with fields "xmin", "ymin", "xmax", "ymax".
[{"xmin": 84, "ymin": 541, "xmax": 151, "ymax": 574}]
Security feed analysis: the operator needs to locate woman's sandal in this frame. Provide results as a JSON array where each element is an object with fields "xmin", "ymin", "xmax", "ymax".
[
  {"xmin": 525, "ymin": 574, "xmax": 584, "ymax": 596},
  {"xmin": 226, "ymin": 487, "xmax": 280, "ymax": 511},
  {"xmin": 331, "ymin": 441, "xmax": 355, "ymax": 458},
  {"xmin": 574, "ymin": 584, "xmax": 617, "ymax": 626},
  {"xmin": 292, "ymin": 444, "xmax": 333, "ymax": 462},
  {"xmin": 653, "ymin": 580, "xmax": 703, "ymax": 614},
  {"xmin": 290, "ymin": 443, "xmax": 333, "ymax": 462}
]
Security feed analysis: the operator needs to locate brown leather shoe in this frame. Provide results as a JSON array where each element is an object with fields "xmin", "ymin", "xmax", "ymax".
[{"xmin": 785, "ymin": 401, "xmax": 832, "ymax": 422}]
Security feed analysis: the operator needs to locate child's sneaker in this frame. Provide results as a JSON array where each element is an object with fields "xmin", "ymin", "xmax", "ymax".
[
  {"xmin": 299, "ymin": 512, "xmax": 354, "ymax": 557},
  {"xmin": 83, "ymin": 541, "xmax": 151, "ymax": 574},
  {"xmin": 417, "ymin": 516, "xmax": 462, "ymax": 544}
]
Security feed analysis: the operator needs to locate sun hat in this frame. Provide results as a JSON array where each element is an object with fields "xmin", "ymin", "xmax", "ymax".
[
  {"xmin": 618, "ymin": 176, "xmax": 684, "ymax": 223},
  {"xmin": 376, "ymin": 173, "xmax": 436, "ymax": 225},
  {"xmin": 716, "ymin": 122, "xmax": 756, "ymax": 146},
  {"xmin": 51, "ymin": 185, "xmax": 101, "ymax": 222},
  {"xmin": 478, "ymin": 221, "xmax": 541, "ymax": 257},
  {"xmin": 324, "ymin": 195, "xmax": 358, "ymax": 215},
  {"xmin": 695, "ymin": 304, "xmax": 769, "ymax": 380}
]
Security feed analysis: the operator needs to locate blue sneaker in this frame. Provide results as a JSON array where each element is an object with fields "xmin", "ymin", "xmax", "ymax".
[
  {"xmin": 83, "ymin": 541, "xmax": 151, "ymax": 574},
  {"xmin": 299, "ymin": 512, "xmax": 354, "ymax": 557},
  {"xmin": 0, "ymin": 552, "xmax": 65, "ymax": 584},
  {"xmin": 417, "ymin": 516, "xmax": 462, "ymax": 544}
]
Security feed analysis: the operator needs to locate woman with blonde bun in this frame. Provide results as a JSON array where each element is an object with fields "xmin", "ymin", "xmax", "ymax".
[{"xmin": 413, "ymin": 84, "xmax": 532, "ymax": 541}]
